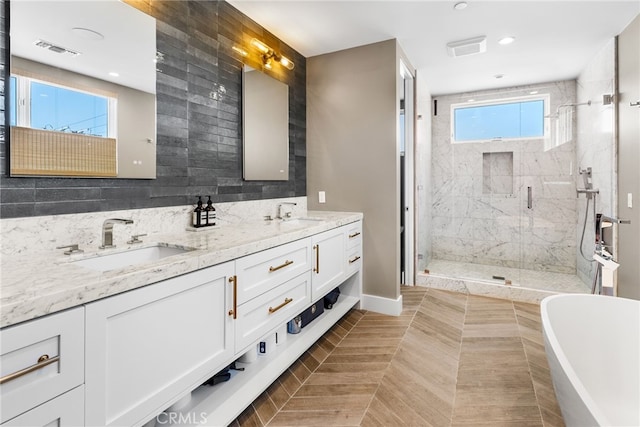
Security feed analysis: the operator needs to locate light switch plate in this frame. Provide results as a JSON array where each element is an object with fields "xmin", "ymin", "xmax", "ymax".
[
  {"xmin": 628, "ymin": 192, "xmax": 633, "ymax": 208},
  {"xmin": 319, "ymin": 191, "xmax": 326, "ymax": 204}
]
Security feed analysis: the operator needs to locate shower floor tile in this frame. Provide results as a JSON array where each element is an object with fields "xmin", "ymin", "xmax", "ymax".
[{"xmin": 425, "ymin": 259, "xmax": 590, "ymax": 294}]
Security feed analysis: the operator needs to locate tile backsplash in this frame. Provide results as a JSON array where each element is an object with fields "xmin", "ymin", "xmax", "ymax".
[{"xmin": 0, "ymin": 197, "xmax": 306, "ymax": 257}]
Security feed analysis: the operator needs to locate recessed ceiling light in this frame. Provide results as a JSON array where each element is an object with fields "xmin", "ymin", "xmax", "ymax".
[
  {"xmin": 530, "ymin": 90, "xmax": 539, "ymax": 95},
  {"xmin": 467, "ymin": 99, "xmax": 475, "ymax": 102},
  {"xmin": 71, "ymin": 27, "xmax": 104, "ymax": 41},
  {"xmin": 494, "ymin": 74, "xmax": 505, "ymax": 79},
  {"xmin": 109, "ymin": 72, "xmax": 119, "ymax": 77},
  {"xmin": 454, "ymin": 2, "xmax": 468, "ymax": 10},
  {"xmin": 498, "ymin": 36, "xmax": 516, "ymax": 45}
]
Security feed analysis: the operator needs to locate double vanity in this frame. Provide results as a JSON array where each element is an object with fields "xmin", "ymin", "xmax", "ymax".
[{"xmin": 0, "ymin": 208, "xmax": 363, "ymax": 426}]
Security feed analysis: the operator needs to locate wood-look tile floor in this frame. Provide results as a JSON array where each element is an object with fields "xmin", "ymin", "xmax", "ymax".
[{"xmin": 230, "ymin": 287, "xmax": 565, "ymax": 427}]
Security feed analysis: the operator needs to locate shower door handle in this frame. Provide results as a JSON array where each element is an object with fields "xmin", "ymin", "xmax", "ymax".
[{"xmin": 527, "ymin": 187, "xmax": 532, "ymax": 209}]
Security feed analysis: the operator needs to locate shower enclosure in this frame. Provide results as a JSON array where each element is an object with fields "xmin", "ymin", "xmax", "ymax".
[{"xmin": 418, "ymin": 48, "xmax": 618, "ymax": 299}]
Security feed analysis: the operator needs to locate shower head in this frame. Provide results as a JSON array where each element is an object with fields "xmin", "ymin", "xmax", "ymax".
[{"xmin": 545, "ymin": 100, "xmax": 592, "ymax": 119}]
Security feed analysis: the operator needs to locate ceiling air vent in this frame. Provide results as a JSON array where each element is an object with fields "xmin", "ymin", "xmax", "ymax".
[
  {"xmin": 446, "ymin": 36, "xmax": 487, "ymax": 57},
  {"xmin": 34, "ymin": 39, "xmax": 80, "ymax": 57}
]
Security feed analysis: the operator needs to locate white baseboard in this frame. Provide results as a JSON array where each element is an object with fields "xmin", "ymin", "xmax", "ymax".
[{"xmin": 361, "ymin": 293, "xmax": 403, "ymax": 316}]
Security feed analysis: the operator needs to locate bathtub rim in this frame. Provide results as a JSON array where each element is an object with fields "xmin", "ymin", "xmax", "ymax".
[{"xmin": 540, "ymin": 293, "xmax": 619, "ymax": 427}]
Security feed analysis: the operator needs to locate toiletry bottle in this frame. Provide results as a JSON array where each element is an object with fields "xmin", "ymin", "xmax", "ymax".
[
  {"xmin": 205, "ymin": 196, "xmax": 216, "ymax": 226},
  {"xmin": 193, "ymin": 196, "xmax": 204, "ymax": 228}
]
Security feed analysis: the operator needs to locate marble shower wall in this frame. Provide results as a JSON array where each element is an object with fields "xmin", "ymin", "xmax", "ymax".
[
  {"xmin": 575, "ymin": 40, "xmax": 616, "ymax": 286},
  {"xmin": 431, "ymin": 80, "xmax": 577, "ymax": 274}
]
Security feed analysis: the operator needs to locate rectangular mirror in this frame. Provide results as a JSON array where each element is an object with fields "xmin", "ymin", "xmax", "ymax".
[
  {"xmin": 242, "ymin": 65, "xmax": 289, "ymax": 181},
  {"xmin": 9, "ymin": 0, "xmax": 156, "ymax": 179}
]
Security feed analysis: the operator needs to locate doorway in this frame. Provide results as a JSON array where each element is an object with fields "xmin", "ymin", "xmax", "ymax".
[{"xmin": 400, "ymin": 61, "xmax": 415, "ymax": 285}]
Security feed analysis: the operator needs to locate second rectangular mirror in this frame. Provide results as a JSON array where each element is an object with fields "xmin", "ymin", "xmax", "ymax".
[{"xmin": 242, "ymin": 65, "xmax": 289, "ymax": 181}]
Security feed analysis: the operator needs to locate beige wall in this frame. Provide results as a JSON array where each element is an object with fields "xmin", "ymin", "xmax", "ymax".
[
  {"xmin": 617, "ymin": 14, "xmax": 640, "ymax": 300},
  {"xmin": 307, "ymin": 39, "xmax": 404, "ymax": 300}
]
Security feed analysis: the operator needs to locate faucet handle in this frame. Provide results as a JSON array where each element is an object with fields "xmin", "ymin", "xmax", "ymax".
[
  {"xmin": 56, "ymin": 244, "xmax": 84, "ymax": 255},
  {"xmin": 127, "ymin": 234, "xmax": 147, "ymax": 244}
]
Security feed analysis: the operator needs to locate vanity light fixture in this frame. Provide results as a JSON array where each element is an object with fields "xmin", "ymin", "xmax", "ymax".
[
  {"xmin": 250, "ymin": 38, "xmax": 295, "ymax": 70},
  {"xmin": 232, "ymin": 46, "xmax": 248, "ymax": 57}
]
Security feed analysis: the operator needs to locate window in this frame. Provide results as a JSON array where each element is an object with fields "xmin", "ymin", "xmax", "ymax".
[
  {"xmin": 452, "ymin": 96, "xmax": 548, "ymax": 143},
  {"xmin": 10, "ymin": 75, "xmax": 115, "ymax": 138}
]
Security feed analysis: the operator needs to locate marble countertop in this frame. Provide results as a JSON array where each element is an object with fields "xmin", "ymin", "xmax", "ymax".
[{"xmin": 0, "ymin": 211, "xmax": 362, "ymax": 328}]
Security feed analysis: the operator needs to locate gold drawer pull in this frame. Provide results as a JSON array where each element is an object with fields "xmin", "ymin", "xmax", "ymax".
[
  {"xmin": 349, "ymin": 232, "xmax": 361, "ymax": 238},
  {"xmin": 0, "ymin": 354, "xmax": 60, "ymax": 385},
  {"xmin": 313, "ymin": 245, "xmax": 320, "ymax": 273},
  {"xmin": 269, "ymin": 260, "xmax": 294, "ymax": 273},
  {"xmin": 228, "ymin": 275, "xmax": 237, "ymax": 319},
  {"xmin": 269, "ymin": 298, "xmax": 293, "ymax": 314},
  {"xmin": 349, "ymin": 255, "xmax": 361, "ymax": 264}
]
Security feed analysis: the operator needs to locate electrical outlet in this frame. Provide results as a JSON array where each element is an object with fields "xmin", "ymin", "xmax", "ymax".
[{"xmin": 318, "ymin": 191, "xmax": 326, "ymax": 204}]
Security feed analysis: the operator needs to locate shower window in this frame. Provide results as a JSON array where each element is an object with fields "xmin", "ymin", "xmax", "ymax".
[{"xmin": 451, "ymin": 95, "xmax": 548, "ymax": 143}]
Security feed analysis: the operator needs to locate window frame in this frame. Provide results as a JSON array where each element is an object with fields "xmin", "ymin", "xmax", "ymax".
[
  {"xmin": 450, "ymin": 94, "xmax": 550, "ymax": 144},
  {"xmin": 10, "ymin": 73, "xmax": 117, "ymax": 139}
]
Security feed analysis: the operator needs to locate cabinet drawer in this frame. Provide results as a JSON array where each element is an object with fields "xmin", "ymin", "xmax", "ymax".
[
  {"xmin": 0, "ymin": 307, "xmax": 84, "ymax": 424},
  {"xmin": 1, "ymin": 385, "xmax": 84, "ymax": 427},
  {"xmin": 235, "ymin": 272, "xmax": 311, "ymax": 353},
  {"xmin": 346, "ymin": 245, "xmax": 362, "ymax": 277},
  {"xmin": 345, "ymin": 222, "xmax": 362, "ymax": 250},
  {"xmin": 236, "ymin": 238, "xmax": 311, "ymax": 304}
]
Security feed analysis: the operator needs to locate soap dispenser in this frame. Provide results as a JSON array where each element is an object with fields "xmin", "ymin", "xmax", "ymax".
[
  {"xmin": 193, "ymin": 196, "xmax": 205, "ymax": 228},
  {"xmin": 205, "ymin": 196, "xmax": 216, "ymax": 226}
]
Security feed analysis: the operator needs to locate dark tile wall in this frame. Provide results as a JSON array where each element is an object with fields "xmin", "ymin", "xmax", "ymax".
[{"xmin": 0, "ymin": 0, "xmax": 306, "ymax": 218}]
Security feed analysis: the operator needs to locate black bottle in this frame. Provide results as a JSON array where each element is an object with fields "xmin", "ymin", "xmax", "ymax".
[
  {"xmin": 193, "ymin": 196, "xmax": 205, "ymax": 228},
  {"xmin": 205, "ymin": 196, "xmax": 216, "ymax": 226}
]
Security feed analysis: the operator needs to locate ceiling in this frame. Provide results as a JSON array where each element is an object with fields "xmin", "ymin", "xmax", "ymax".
[
  {"xmin": 11, "ymin": 1, "xmax": 156, "ymax": 94},
  {"xmin": 227, "ymin": 0, "xmax": 640, "ymax": 96}
]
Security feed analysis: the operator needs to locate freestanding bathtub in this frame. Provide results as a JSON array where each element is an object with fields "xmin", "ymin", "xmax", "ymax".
[{"xmin": 541, "ymin": 294, "xmax": 640, "ymax": 427}]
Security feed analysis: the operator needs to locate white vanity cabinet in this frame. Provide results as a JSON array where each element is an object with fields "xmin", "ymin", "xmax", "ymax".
[
  {"xmin": 0, "ymin": 307, "xmax": 84, "ymax": 425},
  {"xmin": 2, "ymin": 217, "xmax": 362, "ymax": 427},
  {"xmin": 84, "ymin": 261, "xmax": 235, "ymax": 427},
  {"xmin": 311, "ymin": 227, "xmax": 347, "ymax": 300},
  {"xmin": 345, "ymin": 221, "xmax": 362, "ymax": 277},
  {"xmin": 1, "ymin": 386, "xmax": 84, "ymax": 427}
]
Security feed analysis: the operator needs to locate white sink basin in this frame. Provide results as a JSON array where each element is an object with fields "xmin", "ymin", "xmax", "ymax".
[{"xmin": 71, "ymin": 244, "xmax": 194, "ymax": 272}]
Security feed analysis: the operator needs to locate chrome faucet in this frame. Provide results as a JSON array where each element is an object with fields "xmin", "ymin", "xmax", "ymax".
[
  {"xmin": 100, "ymin": 218, "xmax": 134, "ymax": 249},
  {"xmin": 277, "ymin": 202, "xmax": 297, "ymax": 220}
]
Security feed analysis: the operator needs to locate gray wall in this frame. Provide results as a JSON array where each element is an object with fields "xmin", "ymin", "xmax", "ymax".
[
  {"xmin": 307, "ymin": 39, "xmax": 403, "ymax": 301},
  {"xmin": 617, "ymin": 15, "xmax": 640, "ymax": 300},
  {"xmin": 0, "ymin": 0, "xmax": 306, "ymax": 218}
]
